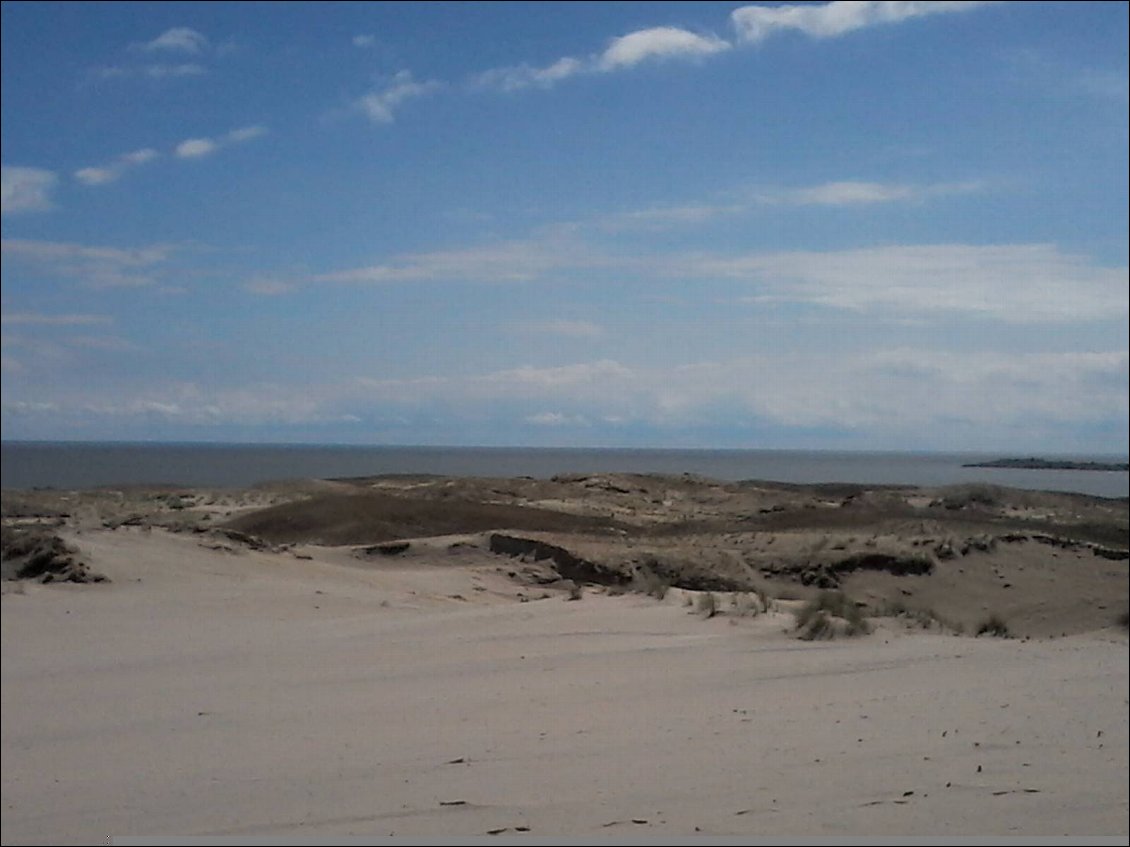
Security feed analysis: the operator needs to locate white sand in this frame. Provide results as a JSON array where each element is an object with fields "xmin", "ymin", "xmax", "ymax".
[{"xmin": 2, "ymin": 528, "xmax": 1127, "ymax": 843}]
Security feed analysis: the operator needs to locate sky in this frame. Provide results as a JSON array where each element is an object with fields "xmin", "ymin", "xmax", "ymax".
[{"xmin": 1, "ymin": 1, "xmax": 1127, "ymax": 453}]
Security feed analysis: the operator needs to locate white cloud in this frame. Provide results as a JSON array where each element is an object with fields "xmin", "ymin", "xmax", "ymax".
[
  {"xmin": 175, "ymin": 138, "xmax": 219, "ymax": 158},
  {"xmin": 357, "ymin": 71, "xmax": 442, "ymax": 124},
  {"xmin": 340, "ymin": 347, "xmax": 1128, "ymax": 446},
  {"xmin": 226, "ymin": 125, "xmax": 268, "ymax": 143},
  {"xmin": 1, "ymin": 238, "xmax": 174, "ymax": 288},
  {"xmin": 474, "ymin": 57, "xmax": 587, "ymax": 92},
  {"xmin": 761, "ymin": 179, "xmax": 983, "ymax": 206},
  {"xmin": 353, "ymin": 34, "xmax": 376, "ymax": 48},
  {"xmin": 315, "ymin": 238, "xmax": 578, "ymax": 284},
  {"xmin": 596, "ymin": 180, "xmax": 980, "ymax": 231},
  {"xmin": 476, "ymin": 26, "xmax": 729, "ymax": 91},
  {"xmin": 74, "ymin": 147, "xmax": 161, "ymax": 187},
  {"xmin": 6, "ymin": 344, "xmax": 1123, "ymax": 448},
  {"xmin": 122, "ymin": 148, "xmax": 160, "ymax": 165},
  {"xmin": 1, "ymin": 166, "xmax": 58, "ymax": 215},
  {"xmin": 526, "ymin": 411, "xmax": 589, "ymax": 426},
  {"xmin": 473, "ymin": 4, "xmax": 989, "ymax": 95},
  {"xmin": 89, "ymin": 63, "xmax": 206, "ymax": 82},
  {"xmin": 74, "ymin": 167, "xmax": 118, "ymax": 186},
  {"xmin": 59, "ymin": 383, "xmax": 354, "ymax": 427},
  {"xmin": 144, "ymin": 63, "xmax": 207, "ymax": 78},
  {"xmin": 141, "ymin": 27, "xmax": 209, "ymax": 54},
  {"xmin": 601, "ymin": 201, "xmax": 748, "ymax": 231},
  {"xmin": 695, "ymin": 243, "xmax": 1128, "ymax": 323},
  {"xmin": 1, "ymin": 313, "xmax": 112, "ymax": 326},
  {"xmin": 168, "ymin": 127, "xmax": 265, "ymax": 162},
  {"xmin": 598, "ymin": 26, "xmax": 731, "ymax": 70},
  {"xmin": 731, "ymin": 1, "xmax": 986, "ymax": 43},
  {"xmin": 481, "ymin": 360, "xmax": 634, "ymax": 390}
]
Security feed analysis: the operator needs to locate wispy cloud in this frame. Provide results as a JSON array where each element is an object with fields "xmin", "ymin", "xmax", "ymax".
[
  {"xmin": 1, "ymin": 313, "xmax": 113, "ymax": 326},
  {"xmin": 474, "ymin": 58, "xmax": 587, "ymax": 92},
  {"xmin": 175, "ymin": 138, "xmax": 219, "ymax": 159},
  {"xmin": 175, "ymin": 125, "xmax": 267, "ymax": 159},
  {"xmin": 225, "ymin": 125, "xmax": 267, "ymax": 143},
  {"xmin": 597, "ymin": 180, "xmax": 982, "ymax": 231},
  {"xmin": 9, "ymin": 382, "xmax": 356, "ymax": 428},
  {"xmin": 700, "ymin": 243, "xmax": 1128, "ymax": 323},
  {"xmin": 1005, "ymin": 48, "xmax": 1130, "ymax": 107},
  {"xmin": 474, "ymin": 3, "xmax": 985, "ymax": 93},
  {"xmin": 91, "ymin": 62, "xmax": 207, "ymax": 81},
  {"xmin": 310, "ymin": 225, "xmax": 1126, "ymax": 327},
  {"xmin": 242, "ymin": 277, "xmax": 297, "ymax": 296},
  {"xmin": 730, "ymin": 1, "xmax": 986, "ymax": 44},
  {"xmin": 147, "ymin": 62, "xmax": 207, "ymax": 78},
  {"xmin": 526, "ymin": 411, "xmax": 590, "ymax": 426},
  {"xmin": 77, "ymin": 129, "xmax": 260, "ymax": 186},
  {"xmin": 353, "ymin": 34, "xmax": 376, "ymax": 48},
  {"xmin": 90, "ymin": 27, "xmax": 217, "ymax": 83},
  {"xmin": 475, "ymin": 25, "xmax": 730, "ymax": 91},
  {"xmin": 74, "ymin": 147, "xmax": 160, "ymax": 186},
  {"xmin": 315, "ymin": 237, "xmax": 582, "ymax": 284},
  {"xmin": 356, "ymin": 71, "xmax": 442, "ymax": 124},
  {"xmin": 138, "ymin": 27, "xmax": 209, "ymax": 54},
  {"xmin": 599, "ymin": 201, "xmax": 748, "ymax": 232},
  {"xmin": 1, "ymin": 166, "xmax": 58, "ymax": 215},
  {"xmin": 760, "ymin": 179, "xmax": 984, "ymax": 206},
  {"xmin": 1, "ymin": 238, "xmax": 175, "ymax": 288},
  {"xmin": 341, "ymin": 346, "xmax": 1128, "ymax": 446},
  {"xmin": 6, "ymin": 345, "xmax": 1122, "ymax": 449}
]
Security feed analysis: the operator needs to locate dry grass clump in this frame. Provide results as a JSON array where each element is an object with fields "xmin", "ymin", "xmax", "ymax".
[
  {"xmin": 631, "ymin": 565, "xmax": 670, "ymax": 600},
  {"xmin": 695, "ymin": 592, "xmax": 717, "ymax": 618},
  {"xmin": 794, "ymin": 590, "xmax": 870, "ymax": 640},
  {"xmin": 729, "ymin": 592, "xmax": 760, "ymax": 617},
  {"xmin": 975, "ymin": 613, "xmax": 1012, "ymax": 638},
  {"xmin": 878, "ymin": 599, "xmax": 957, "ymax": 633}
]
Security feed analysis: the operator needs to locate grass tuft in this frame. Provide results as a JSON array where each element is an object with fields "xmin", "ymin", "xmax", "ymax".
[
  {"xmin": 794, "ymin": 590, "xmax": 870, "ymax": 640},
  {"xmin": 975, "ymin": 613, "xmax": 1012, "ymax": 638},
  {"xmin": 695, "ymin": 592, "xmax": 717, "ymax": 619}
]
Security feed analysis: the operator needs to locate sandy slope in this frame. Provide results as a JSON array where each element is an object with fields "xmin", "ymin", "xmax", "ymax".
[{"xmin": 2, "ymin": 528, "xmax": 1127, "ymax": 843}]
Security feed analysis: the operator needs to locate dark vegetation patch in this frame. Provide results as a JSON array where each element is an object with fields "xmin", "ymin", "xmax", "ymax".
[
  {"xmin": 225, "ymin": 491, "xmax": 625, "ymax": 546},
  {"xmin": 489, "ymin": 534, "xmax": 630, "ymax": 588},
  {"xmin": 794, "ymin": 590, "xmax": 870, "ymax": 640},
  {"xmin": 0, "ymin": 526, "xmax": 107, "ymax": 583},
  {"xmin": 976, "ymin": 614, "xmax": 1012, "ymax": 638}
]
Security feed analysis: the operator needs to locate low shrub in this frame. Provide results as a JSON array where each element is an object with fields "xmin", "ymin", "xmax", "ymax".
[
  {"xmin": 695, "ymin": 592, "xmax": 717, "ymax": 618},
  {"xmin": 794, "ymin": 590, "xmax": 870, "ymax": 640},
  {"xmin": 976, "ymin": 613, "xmax": 1011, "ymax": 638}
]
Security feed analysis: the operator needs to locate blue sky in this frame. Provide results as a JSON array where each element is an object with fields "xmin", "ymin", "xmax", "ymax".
[{"xmin": 2, "ymin": 1, "xmax": 1127, "ymax": 453}]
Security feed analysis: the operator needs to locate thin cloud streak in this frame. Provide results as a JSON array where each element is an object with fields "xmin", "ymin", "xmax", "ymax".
[
  {"xmin": 475, "ymin": 24, "xmax": 730, "ymax": 91},
  {"xmin": 1, "ymin": 166, "xmax": 57, "ymax": 215},
  {"xmin": 707, "ymin": 243, "xmax": 1129, "ymax": 323},
  {"xmin": 139, "ymin": 27, "xmax": 209, "ymax": 54},
  {"xmin": 356, "ymin": 71, "xmax": 442, "ymax": 124},
  {"xmin": 731, "ymin": 1, "xmax": 987, "ymax": 44},
  {"xmin": 1, "ymin": 238, "xmax": 175, "ymax": 288},
  {"xmin": 474, "ymin": 3, "xmax": 987, "ymax": 92},
  {"xmin": 1, "ymin": 313, "xmax": 113, "ymax": 326}
]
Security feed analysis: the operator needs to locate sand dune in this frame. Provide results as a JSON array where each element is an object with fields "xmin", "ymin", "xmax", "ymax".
[{"xmin": 2, "ymin": 476, "xmax": 1128, "ymax": 842}]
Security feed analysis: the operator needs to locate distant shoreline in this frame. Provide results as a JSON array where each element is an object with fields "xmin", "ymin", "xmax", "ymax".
[{"xmin": 963, "ymin": 457, "xmax": 1130, "ymax": 472}]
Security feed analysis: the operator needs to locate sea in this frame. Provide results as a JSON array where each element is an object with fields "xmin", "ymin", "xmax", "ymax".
[{"xmin": 1, "ymin": 442, "xmax": 1127, "ymax": 499}]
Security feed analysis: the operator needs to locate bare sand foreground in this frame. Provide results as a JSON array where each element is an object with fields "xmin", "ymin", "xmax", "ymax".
[{"xmin": 2, "ymin": 475, "xmax": 1128, "ymax": 843}]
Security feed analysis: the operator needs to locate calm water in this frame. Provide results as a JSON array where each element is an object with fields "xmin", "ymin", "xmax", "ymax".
[{"xmin": 1, "ymin": 442, "xmax": 1127, "ymax": 498}]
